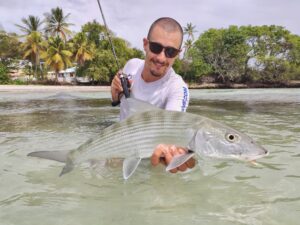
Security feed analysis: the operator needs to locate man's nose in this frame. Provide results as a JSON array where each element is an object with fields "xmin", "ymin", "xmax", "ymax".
[{"xmin": 156, "ymin": 49, "xmax": 167, "ymax": 60}]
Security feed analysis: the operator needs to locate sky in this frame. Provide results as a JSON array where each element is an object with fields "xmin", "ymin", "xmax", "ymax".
[{"xmin": 1, "ymin": 0, "xmax": 300, "ymax": 50}]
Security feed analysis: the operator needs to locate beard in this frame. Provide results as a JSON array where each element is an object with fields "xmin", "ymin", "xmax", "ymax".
[
  {"xmin": 150, "ymin": 69, "xmax": 164, "ymax": 77},
  {"xmin": 149, "ymin": 58, "xmax": 169, "ymax": 77}
]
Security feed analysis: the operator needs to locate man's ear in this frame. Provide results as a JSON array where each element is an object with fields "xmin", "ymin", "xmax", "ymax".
[{"xmin": 143, "ymin": 38, "xmax": 148, "ymax": 51}]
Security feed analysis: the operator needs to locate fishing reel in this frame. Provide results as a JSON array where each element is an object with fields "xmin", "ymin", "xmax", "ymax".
[
  {"xmin": 119, "ymin": 72, "xmax": 130, "ymax": 98},
  {"xmin": 111, "ymin": 72, "xmax": 131, "ymax": 107}
]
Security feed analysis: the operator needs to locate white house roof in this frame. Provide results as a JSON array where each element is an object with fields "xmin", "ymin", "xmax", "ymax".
[
  {"xmin": 64, "ymin": 67, "xmax": 76, "ymax": 73},
  {"xmin": 48, "ymin": 67, "xmax": 76, "ymax": 74}
]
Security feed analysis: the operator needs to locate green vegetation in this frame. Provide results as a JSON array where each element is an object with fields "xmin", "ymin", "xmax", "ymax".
[
  {"xmin": 41, "ymin": 36, "xmax": 73, "ymax": 80},
  {"xmin": 21, "ymin": 31, "xmax": 43, "ymax": 78},
  {"xmin": 74, "ymin": 20, "xmax": 143, "ymax": 83},
  {"xmin": 0, "ymin": 61, "xmax": 10, "ymax": 84},
  {"xmin": 0, "ymin": 7, "xmax": 143, "ymax": 85},
  {"xmin": 0, "ymin": 7, "xmax": 299, "ymax": 85},
  {"xmin": 182, "ymin": 25, "xmax": 300, "ymax": 84},
  {"xmin": 0, "ymin": 31, "xmax": 22, "ymax": 59}
]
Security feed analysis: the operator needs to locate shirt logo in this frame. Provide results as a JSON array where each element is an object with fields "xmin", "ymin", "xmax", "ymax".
[{"xmin": 181, "ymin": 87, "xmax": 188, "ymax": 111}]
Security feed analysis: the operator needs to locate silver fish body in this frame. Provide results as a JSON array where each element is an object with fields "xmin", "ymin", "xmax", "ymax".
[
  {"xmin": 28, "ymin": 98, "xmax": 268, "ymax": 179},
  {"xmin": 72, "ymin": 109, "xmax": 267, "ymax": 163}
]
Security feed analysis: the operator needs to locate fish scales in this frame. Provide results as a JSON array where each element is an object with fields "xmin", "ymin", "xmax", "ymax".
[
  {"xmin": 73, "ymin": 110, "xmax": 197, "ymax": 162},
  {"xmin": 75, "ymin": 111, "xmax": 195, "ymax": 160}
]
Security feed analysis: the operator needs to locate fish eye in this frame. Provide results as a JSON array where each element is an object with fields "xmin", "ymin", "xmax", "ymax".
[{"xmin": 225, "ymin": 133, "xmax": 240, "ymax": 143}]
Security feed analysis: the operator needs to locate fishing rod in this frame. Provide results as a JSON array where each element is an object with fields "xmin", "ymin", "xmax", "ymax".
[{"xmin": 96, "ymin": 0, "xmax": 130, "ymax": 100}]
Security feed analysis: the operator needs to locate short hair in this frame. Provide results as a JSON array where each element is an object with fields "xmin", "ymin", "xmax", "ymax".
[{"xmin": 147, "ymin": 17, "xmax": 183, "ymax": 48}]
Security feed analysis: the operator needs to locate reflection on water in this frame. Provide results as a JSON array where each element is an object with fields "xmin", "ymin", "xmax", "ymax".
[{"xmin": 0, "ymin": 88, "xmax": 299, "ymax": 225}]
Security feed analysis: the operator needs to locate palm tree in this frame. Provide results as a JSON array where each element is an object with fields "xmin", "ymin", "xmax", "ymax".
[
  {"xmin": 15, "ymin": 15, "xmax": 43, "ymax": 35},
  {"xmin": 72, "ymin": 32, "xmax": 95, "ymax": 66},
  {"xmin": 183, "ymin": 39, "xmax": 193, "ymax": 58},
  {"xmin": 183, "ymin": 22, "xmax": 197, "ymax": 41},
  {"xmin": 44, "ymin": 7, "xmax": 73, "ymax": 41},
  {"xmin": 21, "ymin": 31, "xmax": 44, "ymax": 78},
  {"xmin": 16, "ymin": 15, "xmax": 44, "ymax": 78},
  {"xmin": 41, "ymin": 36, "xmax": 73, "ymax": 81},
  {"xmin": 182, "ymin": 23, "xmax": 197, "ymax": 82}
]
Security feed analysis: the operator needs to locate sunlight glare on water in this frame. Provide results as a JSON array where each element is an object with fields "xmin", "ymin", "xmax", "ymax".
[{"xmin": 0, "ymin": 88, "xmax": 299, "ymax": 225}]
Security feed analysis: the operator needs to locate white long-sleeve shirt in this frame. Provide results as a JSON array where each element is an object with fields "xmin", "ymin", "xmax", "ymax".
[{"xmin": 121, "ymin": 58, "xmax": 189, "ymax": 118}]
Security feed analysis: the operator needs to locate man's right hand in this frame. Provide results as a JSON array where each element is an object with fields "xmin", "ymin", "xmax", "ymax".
[
  {"xmin": 111, "ymin": 70, "xmax": 123, "ymax": 102},
  {"xmin": 111, "ymin": 71, "xmax": 132, "ymax": 103}
]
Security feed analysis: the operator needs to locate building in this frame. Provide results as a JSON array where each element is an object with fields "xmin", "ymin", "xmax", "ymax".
[{"xmin": 47, "ymin": 67, "xmax": 77, "ymax": 84}]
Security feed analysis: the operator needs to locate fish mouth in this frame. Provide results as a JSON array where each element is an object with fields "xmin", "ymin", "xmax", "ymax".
[
  {"xmin": 260, "ymin": 147, "xmax": 269, "ymax": 157},
  {"xmin": 240, "ymin": 149, "xmax": 269, "ymax": 161}
]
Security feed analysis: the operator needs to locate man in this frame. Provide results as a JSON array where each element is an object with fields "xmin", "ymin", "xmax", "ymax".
[{"xmin": 111, "ymin": 17, "xmax": 195, "ymax": 173}]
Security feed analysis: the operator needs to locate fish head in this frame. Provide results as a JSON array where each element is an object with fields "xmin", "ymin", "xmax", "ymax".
[{"xmin": 190, "ymin": 120, "xmax": 268, "ymax": 161}]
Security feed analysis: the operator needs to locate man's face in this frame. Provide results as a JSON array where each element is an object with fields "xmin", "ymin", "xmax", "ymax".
[{"xmin": 143, "ymin": 25, "xmax": 182, "ymax": 79}]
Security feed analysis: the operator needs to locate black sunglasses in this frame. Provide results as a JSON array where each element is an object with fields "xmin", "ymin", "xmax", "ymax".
[{"xmin": 148, "ymin": 41, "xmax": 180, "ymax": 58}]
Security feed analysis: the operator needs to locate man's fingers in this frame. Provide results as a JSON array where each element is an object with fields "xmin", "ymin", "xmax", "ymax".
[
  {"xmin": 112, "ymin": 76, "xmax": 123, "ymax": 91},
  {"xmin": 176, "ymin": 147, "xmax": 196, "ymax": 170},
  {"xmin": 111, "ymin": 75, "xmax": 124, "ymax": 102},
  {"xmin": 186, "ymin": 158, "xmax": 196, "ymax": 168},
  {"xmin": 128, "ymin": 79, "xmax": 133, "ymax": 88},
  {"xmin": 151, "ymin": 144, "xmax": 165, "ymax": 166},
  {"xmin": 177, "ymin": 163, "xmax": 188, "ymax": 172},
  {"xmin": 151, "ymin": 144, "xmax": 196, "ymax": 173},
  {"xmin": 171, "ymin": 146, "xmax": 187, "ymax": 172}
]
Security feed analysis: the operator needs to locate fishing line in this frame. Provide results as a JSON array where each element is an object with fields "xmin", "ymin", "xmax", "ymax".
[{"xmin": 96, "ymin": 0, "xmax": 130, "ymax": 99}]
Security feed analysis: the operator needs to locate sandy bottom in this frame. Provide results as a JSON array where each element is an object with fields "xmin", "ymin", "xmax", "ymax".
[{"xmin": 0, "ymin": 85, "xmax": 110, "ymax": 92}]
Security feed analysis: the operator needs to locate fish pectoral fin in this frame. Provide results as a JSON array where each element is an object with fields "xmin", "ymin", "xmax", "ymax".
[
  {"xmin": 166, "ymin": 152, "xmax": 195, "ymax": 171},
  {"xmin": 122, "ymin": 157, "xmax": 142, "ymax": 179}
]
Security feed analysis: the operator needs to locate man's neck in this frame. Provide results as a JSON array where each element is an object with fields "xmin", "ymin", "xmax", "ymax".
[{"xmin": 141, "ymin": 68, "xmax": 166, "ymax": 83}]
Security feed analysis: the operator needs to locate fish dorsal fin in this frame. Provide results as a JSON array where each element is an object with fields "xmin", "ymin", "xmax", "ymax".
[
  {"xmin": 123, "ymin": 157, "xmax": 142, "ymax": 179},
  {"xmin": 120, "ymin": 97, "xmax": 161, "ymax": 120}
]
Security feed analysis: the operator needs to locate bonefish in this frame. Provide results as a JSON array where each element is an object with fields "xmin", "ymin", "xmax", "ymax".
[{"xmin": 28, "ymin": 98, "xmax": 268, "ymax": 179}]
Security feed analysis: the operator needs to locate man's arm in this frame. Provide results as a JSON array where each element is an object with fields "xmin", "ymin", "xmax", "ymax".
[
  {"xmin": 151, "ymin": 83, "xmax": 194, "ymax": 173},
  {"xmin": 165, "ymin": 85, "xmax": 189, "ymax": 112}
]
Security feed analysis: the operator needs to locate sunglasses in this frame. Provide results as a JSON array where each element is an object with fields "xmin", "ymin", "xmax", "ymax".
[{"xmin": 148, "ymin": 41, "xmax": 180, "ymax": 58}]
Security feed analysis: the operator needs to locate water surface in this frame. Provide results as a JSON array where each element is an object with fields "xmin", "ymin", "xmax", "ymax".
[{"xmin": 0, "ymin": 88, "xmax": 299, "ymax": 225}]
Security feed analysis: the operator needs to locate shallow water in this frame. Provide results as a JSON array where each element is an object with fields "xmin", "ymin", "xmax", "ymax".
[{"xmin": 0, "ymin": 88, "xmax": 299, "ymax": 225}]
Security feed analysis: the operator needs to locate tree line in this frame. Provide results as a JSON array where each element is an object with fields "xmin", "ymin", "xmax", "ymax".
[
  {"xmin": 1, "ymin": 7, "xmax": 300, "ymax": 85},
  {"xmin": 0, "ymin": 7, "xmax": 143, "ymax": 84},
  {"xmin": 178, "ymin": 25, "xmax": 300, "ymax": 84}
]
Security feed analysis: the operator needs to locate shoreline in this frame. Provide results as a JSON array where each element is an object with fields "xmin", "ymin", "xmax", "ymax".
[
  {"xmin": 0, "ymin": 85, "xmax": 110, "ymax": 92},
  {"xmin": 189, "ymin": 81, "xmax": 300, "ymax": 89},
  {"xmin": 0, "ymin": 81, "xmax": 300, "ymax": 92}
]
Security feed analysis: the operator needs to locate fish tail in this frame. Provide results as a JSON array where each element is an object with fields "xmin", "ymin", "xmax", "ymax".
[
  {"xmin": 27, "ymin": 150, "xmax": 75, "ymax": 176},
  {"xmin": 27, "ymin": 150, "xmax": 70, "ymax": 163}
]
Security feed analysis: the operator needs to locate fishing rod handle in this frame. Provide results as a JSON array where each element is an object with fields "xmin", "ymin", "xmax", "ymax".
[{"xmin": 120, "ymin": 73, "xmax": 130, "ymax": 98}]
